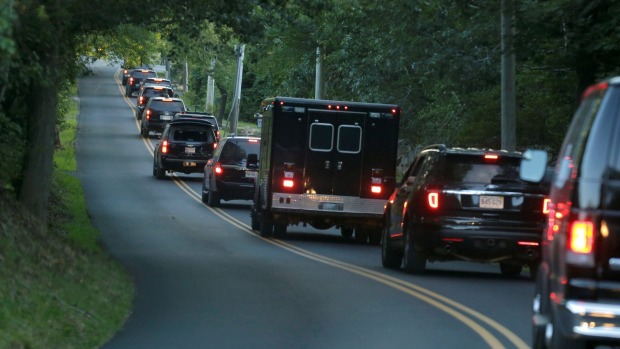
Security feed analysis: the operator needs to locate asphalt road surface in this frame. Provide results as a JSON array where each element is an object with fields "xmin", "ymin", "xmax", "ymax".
[{"xmin": 76, "ymin": 60, "xmax": 535, "ymax": 349}]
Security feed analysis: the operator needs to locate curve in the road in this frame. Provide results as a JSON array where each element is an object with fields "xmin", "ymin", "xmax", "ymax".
[{"xmin": 113, "ymin": 68, "xmax": 529, "ymax": 349}]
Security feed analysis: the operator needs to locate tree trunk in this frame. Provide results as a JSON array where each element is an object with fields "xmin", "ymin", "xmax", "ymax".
[{"xmin": 18, "ymin": 49, "xmax": 59, "ymax": 228}]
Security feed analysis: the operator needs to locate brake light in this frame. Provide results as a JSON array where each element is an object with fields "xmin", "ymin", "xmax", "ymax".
[
  {"xmin": 484, "ymin": 154, "xmax": 499, "ymax": 161},
  {"xmin": 161, "ymin": 140, "xmax": 168, "ymax": 154},
  {"xmin": 139, "ymin": 96, "xmax": 144, "ymax": 105},
  {"xmin": 213, "ymin": 142, "xmax": 217, "ymax": 149},
  {"xmin": 283, "ymin": 179, "xmax": 295, "ymax": 188},
  {"xmin": 216, "ymin": 130, "xmax": 220, "ymax": 140},
  {"xmin": 371, "ymin": 185, "xmax": 382, "ymax": 194},
  {"xmin": 543, "ymin": 198, "xmax": 551, "ymax": 214},
  {"xmin": 581, "ymin": 81, "xmax": 608, "ymax": 101},
  {"xmin": 248, "ymin": 139, "xmax": 258, "ymax": 143},
  {"xmin": 569, "ymin": 220, "xmax": 594, "ymax": 254},
  {"xmin": 146, "ymin": 109, "xmax": 151, "ymax": 120},
  {"xmin": 427, "ymin": 192, "xmax": 439, "ymax": 209},
  {"xmin": 215, "ymin": 163, "xmax": 223, "ymax": 175},
  {"xmin": 123, "ymin": 69, "xmax": 128, "ymax": 74},
  {"xmin": 129, "ymin": 77, "xmax": 134, "ymax": 85}
]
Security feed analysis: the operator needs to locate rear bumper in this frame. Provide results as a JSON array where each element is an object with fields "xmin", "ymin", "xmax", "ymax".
[
  {"xmin": 414, "ymin": 224, "xmax": 542, "ymax": 263},
  {"xmin": 556, "ymin": 300, "xmax": 620, "ymax": 340},
  {"xmin": 270, "ymin": 193, "xmax": 386, "ymax": 227},
  {"xmin": 214, "ymin": 180, "xmax": 255, "ymax": 200},
  {"xmin": 161, "ymin": 158, "xmax": 208, "ymax": 173}
]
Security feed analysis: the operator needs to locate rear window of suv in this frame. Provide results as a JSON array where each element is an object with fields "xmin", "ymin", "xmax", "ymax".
[
  {"xmin": 430, "ymin": 154, "xmax": 521, "ymax": 185},
  {"xmin": 150, "ymin": 100, "xmax": 185, "ymax": 111},
  {"xmin": 132, "ymin": 71, "xmax": 156, "ymax": 79},
  {"xmin": 219, "ymin": 140, "xmax": 260, "ymax": 166},
  {"xmin": 170, "ymin": 125, "xmax": 215, "ymax": 143},
  {"xmin": 144, "ymin": 88, "xmax": 172, "ymax": 98}
]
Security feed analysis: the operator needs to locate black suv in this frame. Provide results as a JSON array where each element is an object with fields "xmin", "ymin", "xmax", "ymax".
[
  {"xmin": 202, "ymin": 136, "xmax": 260, "ymax": 207},
  {"xmin": 382, "ymin": 145, "xmax": 549, "ymax": 277},
  {"xmin": 521, "ymin": 77, "xmax": 620, "ymax": 349},
  {"xmin": 173, "ymin": 112, "xmax": 220, "ymax": 142},
  {"xmin": 125, "ymin": 69, "xmax": 157, "ymax": 97},
  {"xmin": 136, "ymin": 85, "xmax": 174, "ymax": 120},
  {"xmin": 153, "ymin": 119, "xmax": 217, "ymax": 179},
  {"xmin": 140, "ymin": 97, "xmax": 186, "ymax": 137},
  {"xmin": 139, "ymin": 77, "xmax": 173, "ymax": 90}
]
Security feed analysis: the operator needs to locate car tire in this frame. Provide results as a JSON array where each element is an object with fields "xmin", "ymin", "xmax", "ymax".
[
  {"xmin": 402, "ymin": 223, "xmax": 426, "ymax": 274},
  {"xmin": 140, "ymin": 120, "xmax": 149, "ymax": 138},
  {"xmin": 207, "ymin": 189, "xmax": 220, "ymax": 207},
  {"xmin": 382, "ymin": 221, "xmax": 402, "ymax": 269},
  {"xmin": 368, "ymin": 228, "xmax": 381, "ymax": 245},
  {"xmin": 154, "ymin": 159, "xmax": 165, "ymax": 180},
  {"xmin": 355, "ymin": 227, "xmax": 369, "ymax": 244},
  {"xmin": 549, "ymin": 316, "xmax": 587, "ymax": 349},
  {"xmin": 201, "ymin": 183, "xmax": 208, "ymax": 204},
  {"xmin": 259, "ymin": 210, "xmax": 273, "ymax": 237},
  {"xmin": 340, "ymin": 227, "xmax": 353, "ymax": 239},
  {"xmin": 250, "ymin": 203, "xmax": 260, "ymax": 230},
  {"xmin": 500, "ymin": 263, "xmax": 522, "ymax": 278},
  {"xmin": 273, "ymin": 223, "xmax": 287, "ymax": 238}
]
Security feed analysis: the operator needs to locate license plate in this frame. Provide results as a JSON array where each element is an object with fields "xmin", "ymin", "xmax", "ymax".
[
  {"xmin": 245, "ymin": 170, "xmax": 258, "ymax": 178},
  {"xmin": 161, "ymin": 114, "xmax": 172, "ymax": 120},
  {"xmin": 185, "ymin": 147, "xmax": 195, "ymax": 154},
  {"xmin": 319, "ymin": 202, "xmax": 344, "ymax": 211},
  {"xmin": 480, "ymin": 195, "xmax": 504, "ymax": 209},
  {"xmin": 183, "ymin": 162, "xmax": 196, "ymax": 167}
]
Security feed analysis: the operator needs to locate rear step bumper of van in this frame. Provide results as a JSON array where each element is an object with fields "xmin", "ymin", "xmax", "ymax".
[{"xmin": 271, "ymin": 193, "xmax": 386, "ymax": 216}]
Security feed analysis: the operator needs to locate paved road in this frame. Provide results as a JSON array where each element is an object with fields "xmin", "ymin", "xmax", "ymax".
[{"xmin": 76, "ymin": 61, "xmax": 535, "ymax": 349}]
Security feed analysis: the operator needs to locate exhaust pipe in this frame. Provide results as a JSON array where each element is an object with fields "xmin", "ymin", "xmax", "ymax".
[{"xmin": 444, "ymin": 244, "xmax": 453, "ymax": 254}]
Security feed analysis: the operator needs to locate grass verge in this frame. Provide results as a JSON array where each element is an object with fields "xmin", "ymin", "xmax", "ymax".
[{"xmin": 0, "ymin": 87, "xmax": 134, "ymax": 348}]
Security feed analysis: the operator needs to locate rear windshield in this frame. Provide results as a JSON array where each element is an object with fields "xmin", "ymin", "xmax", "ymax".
[
  {"xmin": 144, "ymin": 79, "xmax": 171, "ymax": 87},
  {"xmin": 431, "ymin": 154, "xmax": 521, "ymax": 185},
  {"xmin": 132, "ymin": 71, "xmax": 156, "ymax": 79},
  {"xmin": 150, "ymin": 100, "xmax": 185, "ymax": 111},
  {"xmin": 219, "ymin": 140, "xmax": 260, "ymax": 165},
  {"xmin": 144, "ymin": 89, "xmax": 172, "ymax": 97},
  {"xmin": 170, "ymin": 125, "xmax": 215, "ymax": 143}
]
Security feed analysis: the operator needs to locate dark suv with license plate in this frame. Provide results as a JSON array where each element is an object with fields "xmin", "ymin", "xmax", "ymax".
[
  {"xmin": 521, "ymin": 77, "xmax": 620, "ymax": 349},
  {"xmin": 153, "ymin": 119, "xmax": 217, "ymax": 179},
  {"xmin": 202, "ymin": 136, "xmax": 260, "ymax": 207},
  {"xmin": 140, "ymin": 97, "xmax": 186, "ymax": 137},
  {"xmin": 382, "ymin": 145, "xmax": 549, "ymax": 277},
  {"xmin": 174, "ymin": 112, "xmax": 221, "ymax": 142},
  {"xmin": 136, "ymin": 85, "xmax": 174, "ymax": 120},
  {"xmin": 126, "ymin": 69, "xmax": 157, "ymax": 97}
]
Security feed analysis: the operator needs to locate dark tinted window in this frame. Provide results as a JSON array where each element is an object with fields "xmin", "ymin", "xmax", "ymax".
[
  {"xmin": 131, "ymin": 71, "xmax": 157, "ymax": 79},
  {"xmin": 144, "ymin": 88, "xmax": 172, "ymax": 97},
  {"xmin": 219, "ymin": 140, "xmax": 260, "ymax": 166},
  {"xmin": 431, "ymin": 154, "xmax": 521, "ymax": 185},
  {"xmin": 309, "ymin": 123, "xmax": 333, "ymax": 151},
  {"xmin": 151, "ymin": 100, "xmax": 185, "ymax": 111},
  {"xmin": 170, "ymin": 125, "xmax": 214, "ymax": 142},
  {"xmin": 337, "ymin": 125, "xmax": 362, "ymax": 153}
]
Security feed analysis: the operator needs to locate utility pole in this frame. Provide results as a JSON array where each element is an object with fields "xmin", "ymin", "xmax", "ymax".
[
  {"xmin": 206, "ymin": 76, "xmax": 215, "ymax": 113},
  {"xmin": 501, "ymin": 0, "xmax": 516, "ymax": 151},
  {"xmin": 315, "ymin": 46, "xmax": 324, "ymax": 99},
  {"xmin": 228, "ymin": 44, "xmax": 245, "ymax": 136}
]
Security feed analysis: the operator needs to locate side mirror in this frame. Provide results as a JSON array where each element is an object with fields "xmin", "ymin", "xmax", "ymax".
[
  {"xmin": 247, "ymin": 154, "xmax": 259, "ymax": 169},
  {"xmin": 519, "ymin": 149, "xmax": 548, "ymax": 183}
]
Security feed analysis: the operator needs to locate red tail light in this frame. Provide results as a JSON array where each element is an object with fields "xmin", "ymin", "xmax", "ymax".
[
  {"xmin": 214, "ymin": 163, "xmax": 223, "ymax": 175},
  {"xmin": 161, "ymin": 140, "xmax": 168, "ymax": 154},
  {"xmin": 283, "ymin": 179, "xmax": 295, "ymax": 188},
  {"xmin": 569, "ymin": 220, "xmax": 594, "ymax": 254},
  {"xmin": 371, "ymin": 185, "xmax": 382, "ymax": 194},
  {"xmin": 145, "ymin": 109, "xmax": 151, "ymax": 120},
  {"xmin": 427, "ymin": 192, "xmax": 439, "ymax": 209},
  {"xmin": 129, "ymin": 77, "xmax": 134, "ymax": 85},
  {"xmin": 484, "ymin": 154, "xmax": 499, "ymax": 161},
  {"xmin": 543, "ymin": 198, "xmax": 551, "ymax": 214},
  {"xmin": 139, "ymin": 96, "xmax": 144, "ymax": 105},
  {"xmin": 213, "ymin": 142, "xmax": 217, "ymax": 149}
]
